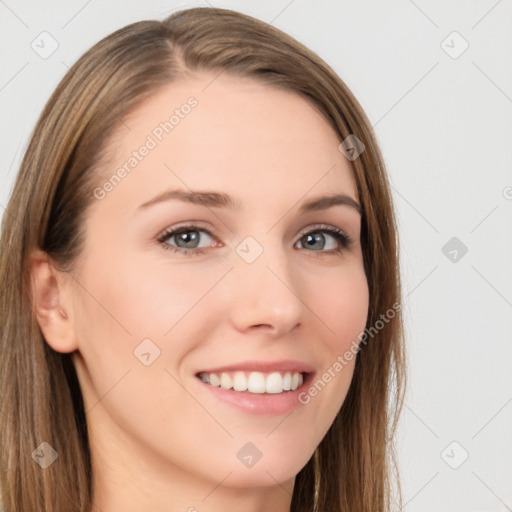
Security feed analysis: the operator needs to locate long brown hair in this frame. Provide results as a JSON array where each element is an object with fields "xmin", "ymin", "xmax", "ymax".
[{"xmin": 0, "ymin": 7, "xmax": 406, "ymax": 511}]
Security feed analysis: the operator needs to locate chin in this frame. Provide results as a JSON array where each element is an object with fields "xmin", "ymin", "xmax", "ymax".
[{"xmin": 220, "ymin": 453, "xmax": 309, "ymax": 488}]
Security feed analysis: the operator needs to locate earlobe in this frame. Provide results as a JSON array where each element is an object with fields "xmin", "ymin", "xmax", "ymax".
[{"xmin": 28, "ymin": 249, "xmax": 78, "ymax": 354}]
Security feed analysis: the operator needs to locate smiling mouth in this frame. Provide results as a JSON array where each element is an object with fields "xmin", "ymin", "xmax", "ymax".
[{"xmin": 195, "ymin": 370, "xmax": 309, "ymax": 394}]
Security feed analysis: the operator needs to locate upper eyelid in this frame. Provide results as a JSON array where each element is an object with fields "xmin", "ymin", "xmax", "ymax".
[
  {"xmin": 157, "ymin": 222, "xmax": 215, "ymax": 240},
  {"xmin": 297, "ymin": 224, "xmax": 349, "ymax": 237}
]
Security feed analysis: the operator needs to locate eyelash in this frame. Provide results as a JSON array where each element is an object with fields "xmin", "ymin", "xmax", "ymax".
[{"xmin": 156, "ymin": 223, "xmax": 353, "ymax": 258}]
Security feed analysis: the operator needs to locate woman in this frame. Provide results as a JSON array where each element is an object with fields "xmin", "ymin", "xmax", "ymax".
[{"xmin": 0, "ymin": 7, "xmax": 405, "ymax": 512}]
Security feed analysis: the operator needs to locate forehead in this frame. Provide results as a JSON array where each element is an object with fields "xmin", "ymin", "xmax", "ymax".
[{"xmin": 97, "ymin": 72, "xmax": 358, "ymax": 208}]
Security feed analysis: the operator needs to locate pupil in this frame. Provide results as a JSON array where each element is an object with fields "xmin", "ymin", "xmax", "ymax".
[
  {"xmin": 177, "ymin": 231, "xmax": 199, "ymax": 248},
  {"xmin": 306, "ymin": 233, "xmax": 324, "ymax": 251}
]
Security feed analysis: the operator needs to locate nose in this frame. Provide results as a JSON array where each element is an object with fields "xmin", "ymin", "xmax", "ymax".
[{"xmin": 227, "ymin": 241, "xmax": 304, "ymax": 336}]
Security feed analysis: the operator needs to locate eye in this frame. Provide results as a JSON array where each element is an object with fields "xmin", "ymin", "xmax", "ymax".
[
  {"xmin": 156, "ymin": 223, "xmax": 353, "ymax": 257},
  {"xmin": 295, "ymin": 224, "xmax": 352, "ymax": 256},
  {"xmin": 156, "ymin": 224, "xmax": 219, "ymax": 256}
]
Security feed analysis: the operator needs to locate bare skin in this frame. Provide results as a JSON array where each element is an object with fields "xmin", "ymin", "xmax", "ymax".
[{"xmin": 29, "ymin": 72, "xmax": 369, "ymax": 512}]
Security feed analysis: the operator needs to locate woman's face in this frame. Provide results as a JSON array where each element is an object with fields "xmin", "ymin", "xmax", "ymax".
[{"xmin": 65, "ymin": 73, "xmax": 369, "ymax": 504}]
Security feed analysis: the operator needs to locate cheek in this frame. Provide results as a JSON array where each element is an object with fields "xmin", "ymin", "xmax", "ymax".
[
  {"xmin": 70, "ymin": 255, "xmax": 218, "ymax": 457},
  {"xmin": 297, "ymin": 262, "xmax": 368, "ymax": 416},
  {"xmin": 70, "ymin": 252, "xmax": 225, "ymax": 415},
  {"xmin": 308, "ymin": 261, "xmax": 369, "ymax": 351},
  {"xmin": 78, "ymin": 251, "xmax": 214, "ymax": 339}
]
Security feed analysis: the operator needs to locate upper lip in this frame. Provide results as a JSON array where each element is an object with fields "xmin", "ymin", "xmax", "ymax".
[{"xmin": 196, "ymin": 359, "xmax": 315, "ymax": 375}]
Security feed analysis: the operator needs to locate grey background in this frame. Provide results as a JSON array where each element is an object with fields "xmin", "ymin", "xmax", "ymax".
[{"xmin": 1, "ymin": 1, "xmax": 511, "ymax": 510}]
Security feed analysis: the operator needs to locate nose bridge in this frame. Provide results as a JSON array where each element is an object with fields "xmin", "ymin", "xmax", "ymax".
[{"xmin": 228, "ymin": 234, "xmax": 304, "ymax": 333}]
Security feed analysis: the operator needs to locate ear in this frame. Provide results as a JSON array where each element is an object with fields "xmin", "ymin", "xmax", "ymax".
[{"xmin": 28, "ymin": 249, "xmax": 79, "ymax": 353}]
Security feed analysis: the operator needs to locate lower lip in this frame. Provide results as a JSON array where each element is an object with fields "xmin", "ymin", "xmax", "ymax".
[{"xmin": 195, "ymin": 373, "xmax": 315, "ymax": 415}]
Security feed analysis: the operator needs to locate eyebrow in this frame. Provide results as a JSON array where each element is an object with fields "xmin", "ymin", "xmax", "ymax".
[{"xmin": 137, "ymin": 189, "xmax": 362, "ymax": 215}]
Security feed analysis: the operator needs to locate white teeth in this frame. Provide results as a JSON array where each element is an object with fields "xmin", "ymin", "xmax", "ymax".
[
  {"xmin": 198, "ymin": 370, "xmax": 305, "ymax": 394},
  {"xmin": 282, "ymin": 372, "xmax": 292, "ymax": 390},
  {"xmin": 265, "ymin": 372, "xmax": 283, "ymax": 394},
  {"xmin": 220, "ymin": 373, "xmax": 232, "ymax": 390},
  {"xmin": 232, "ymin": 371, "xmax": 248, "ymax": 391},
  {"xmin": 209, "ymin": 373, "xmax": 221, "ymax": 387},
  {"xmin": 247, "ymin": 372, "xmax": 266, "ymax": 393}
]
